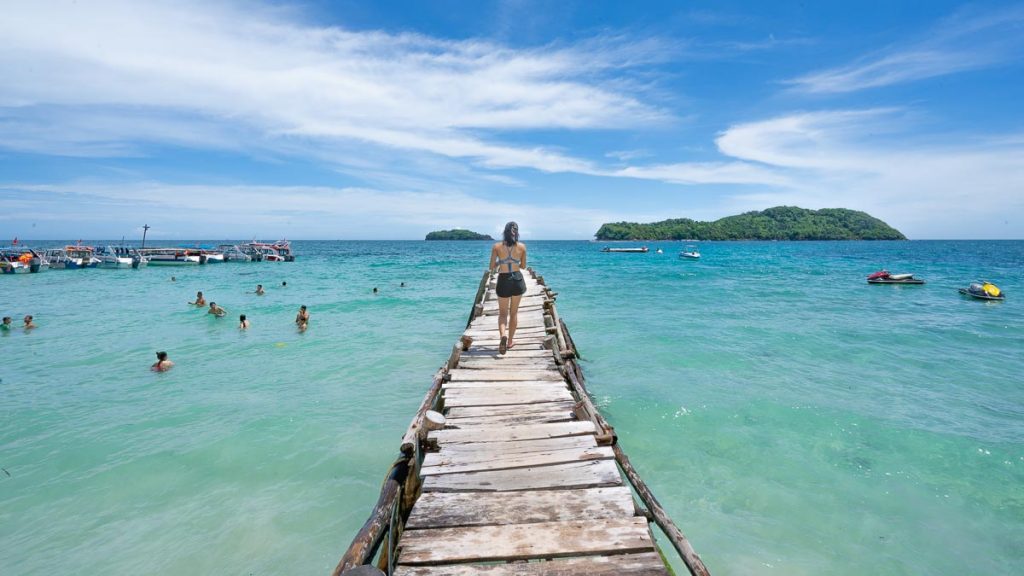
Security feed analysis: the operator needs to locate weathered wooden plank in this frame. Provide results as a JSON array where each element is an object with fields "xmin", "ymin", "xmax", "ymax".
[
  {"xmin": 422, "ymin": 459, "xmax": 621, "ymax": 493},
  {"xmin": 460, "ymin": 349, "xmax": 552, "ymax": 359},
  {"xmin": 444, "ymin": 401, "xmax": 576, "ymax": 419},
  {"xmin": 444, "ymin": 410, "xmax": 575, "ymax": 427},
  {"xmin": 422, "ymin": 445, "xmax": 613, "ymax": 476},
  {"xmin": 434, "ymin": 434, "xmax": 597, "ymax": 456},
  {"xmin": 428, "ymin": 420, "xmax": 595, "ymax": 444},
  {"xmin": 449, "ymin": 370, "xmax": 563, "ymax": 382},
  {"xmin": 456, "ymin": 360, "xmax": 559, "ymax": 371},
  {"xmin": 443, "ymin": 380, "xmax": 566, "ymax": 390},
  {"xmin": 465, "ymin": 325, "xmax": 548, "ymax": 335},
  {"xmin": 443, "ymin": 388, "xmax": 574, "ymax": 408},
  {"xmin": 393, "ymin": 553, "xmax": 669, "ymax": 576},
  {"xmin": 404, "ymin": 486, "xmax": 637, "ymax": 529},
  {"xmin": 396, "ymin": 517, "xmax": 652, "ymax": 565}
]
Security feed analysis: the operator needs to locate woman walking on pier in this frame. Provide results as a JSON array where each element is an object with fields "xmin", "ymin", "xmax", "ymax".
[{"xmin": 490, "ymin": 221, "xmax": 527, "ymax": 354}]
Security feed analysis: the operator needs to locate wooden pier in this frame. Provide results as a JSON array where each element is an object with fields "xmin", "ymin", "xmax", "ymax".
[{"xmin": 335, "ymin": 269, "xmax": 710, "ymax": 576}]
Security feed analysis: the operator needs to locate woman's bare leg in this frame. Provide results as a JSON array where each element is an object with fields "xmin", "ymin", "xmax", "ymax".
[
  {"xmin": 498, "ymin": 296, "xmax": 509, "ymax": 341},
  {"xmin": 507, "ymin": 294, "xmax": 522, "ymax": 348}
]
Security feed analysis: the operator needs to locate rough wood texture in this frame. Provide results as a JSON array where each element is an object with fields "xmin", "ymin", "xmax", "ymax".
[
  {"xmin": 393, "ymin": 553, "xmax": 669, "ymax": 576},
  {"xmin": 443, "ymin": 410, "xmax": 575, "ymax": 427},
  {"xmin": 396, "ymin": 518, "xmax": 654, "ymax": 565},
  {"xmin": 442, "ymin": 388, "xmax": 575, "ymax": 408},
  {"xmin": 422, "ymin": 459, "xmax": 622, "ymax": 493},
  {"xmin": 444, "ymin": 401, "xmax": 576, "ymax": 419},
  {"xmin": 433, "ymin": 435, "xmax": 597, "ymax": 455},
  {"xmin": 448, "ymin": 369, "xmax": 563, "ymax": 382},
  {"xmin": 421, "ymin": 445, "xmax": 613, "ymax": 476},
  {"xmin": 404, "ymin": 486, "xmax": 638, "ymax": 529},
  {"xmin": 428, "ymin": 421, "xmax": 595, "ymax": 444}
]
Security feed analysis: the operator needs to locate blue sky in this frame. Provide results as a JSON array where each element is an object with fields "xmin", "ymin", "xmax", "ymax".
[{"xmin": 1, "ymin": 0, "xmax": 1022, "ymax": 240}]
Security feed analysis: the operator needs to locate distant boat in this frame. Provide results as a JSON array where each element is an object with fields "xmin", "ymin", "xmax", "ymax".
[
  {"xmin": 45, "ymin": 245, "xmax": 100, "ymax": 269},
  {"xmin": 1, "ymin": 247, "xmax": 47, "ymax": 273},
  {"xmin": 601, "ymin": 246, "xmax": 649, "ymax": 253},
  {"xmin": 140, "ymin": 248, "xmax": 200, "ymax": 266},
  {"xmin": 99, "ymin": 246, "xmax": 134, "ymax": 268},
  {"xmin": 866, "ymin": 270, "xmax": 925, "ymax": 284},
  {"xmin": 679, "ymin": 245, "xmax": 701, "ymax": 259},
  {"xmin": 217, "ymin": 244, "xmax": 253, "ymax": 262},
  {"xmin": 242, "ymin": 241, "xmax": 290, "ymax": 262},
  {"xmin": 959, "ymin": 281, "xmax": 1004, "ymax": 301}
]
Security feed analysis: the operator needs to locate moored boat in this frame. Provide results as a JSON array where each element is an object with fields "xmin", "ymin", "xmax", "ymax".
[
  {"xmin": 1, "ymin": 247, "xmax": 48, "ymax": 273},
  {"xmin": 99, "ymin": 246, "xmax": 134, "ymax": 268},
  {"xmin": 601, "ymin": 246, "xmax": 649, "ymax": 253},
  {"xmin": 140, "ymin": 248, "xmax": 201, "ymax": 266},
  {"xmin": 959, "ymin": 281, "xmax": 1004, "ymax": 301},
  {"xmin": 867, "ymin": 270, "xmax": 925, "ymax": 284},
  {"xmin": 45, "ymin": 245, "xmax": 100, "ymax": 269},
  {"xmin": 242, "ymin": 242, "xmax": 286, "ymax": 261},
  {"xmin": 679, "ymin": 245, "xmax": 701, "ymax": 259},
  {"xmin": 217, "ymin": 244, "xmax": 253, "ymax": 262}
]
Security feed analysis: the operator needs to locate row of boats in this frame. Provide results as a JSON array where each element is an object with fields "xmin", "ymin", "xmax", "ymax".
[
  {"xmin": 867, "ymin": 270, "xmax": 1005, "ymax": 301},
  {"xmin": 1, "ymin": 241, "xmax": 294, "ymax": 273}
]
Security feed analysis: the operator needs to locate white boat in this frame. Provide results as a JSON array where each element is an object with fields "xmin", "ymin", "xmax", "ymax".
[
  {"xmin": 99, "ymin": 246, "xmax": 134, "ymax": 268},
  {"xmin": 242, "ymin": 241, "xmax": 288, "ymax": 262},
  {"xmin": 217, "ymin": 244, "xmax": 252, "ymax": 262},
  {"xmin": 1, "ymin": 247, "xmax": 47, "ymax": 273},
  {"xmin": 140, "ymin": 248, "xmax": 201, "ymax": 266},
  {"xmin": 680, "ymin": 245, "xmax": 701, "ymax": 259},
  {"xmin": 601, "ymin": 246, "xmax": 649, "ymax": 253},
  {"xmin": 45, "ymin": 245, "xmax": 101, "ymax": 269}
]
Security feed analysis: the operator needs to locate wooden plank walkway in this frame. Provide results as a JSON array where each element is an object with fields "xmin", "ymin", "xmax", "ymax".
[
  {"xmin": 334, "ymin": 269, "xmax": 710, "ymax": 576},
  {"xmin": 392, "ymin": 272, "xmax": 669, "ymax": 575}
]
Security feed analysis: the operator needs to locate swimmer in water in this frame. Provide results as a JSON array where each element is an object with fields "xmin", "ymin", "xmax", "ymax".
[
  {"xmin": 282, "ymin": 281, "xmax": 287, "ymax": 287},
  {"xmin": 254, "ymin": 284, "xmax": 265, "ymax": 295},
  {"xmin": 400, "ymin": 282, "xmax": 406, "ymax": 287},
  {"xmin": 295, "ymin": 305, "xmax": 309, "ymax": 332},
  {"xmin": 1, "ymin": 316, "xmax": 12, "ymax": 331},
  {"xmin": 372, "ymin": 287, "xmax": 378, "ymax": 294},
  {"xmin": 190, "ymin": 291, "xmax": 206, "ymax": 306},
  {"xmin": 170, "ymin": 276, "xmax": 176, "ymax": 282},
  {"xmin": 208, "ymin": 302, "xmax": 226, "ymax": 317},
  {"xmin": 23, "ymin": 315, "xmax": 37, "ymax": 330},
  {"xmin": 151, "ymin": 351, "xmax": 174, "ymax": 372},
  {"xmin": 239, "ymin": 314, "xmax": 250, "ymax": 329}
]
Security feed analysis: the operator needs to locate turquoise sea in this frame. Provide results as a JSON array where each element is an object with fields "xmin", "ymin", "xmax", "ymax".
[{"xmin": 2, "ymin": 240, "xmax": 1022, "ymax": 575}]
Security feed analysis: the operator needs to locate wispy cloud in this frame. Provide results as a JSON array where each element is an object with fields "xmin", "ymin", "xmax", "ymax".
[
  {"xmin": 0, "ymin": 0, "xmax": 669, "ymax": 175},
  {"xmin": 786, "ymin": 5, "xmax": 1024, "ymax": 93},
  {"xmin": 713, "ymin": 109, "xmax": 1024, "ymax": 237}
]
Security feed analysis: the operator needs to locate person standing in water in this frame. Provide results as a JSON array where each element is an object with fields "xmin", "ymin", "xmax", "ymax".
[
  {"xmin": 190, "ymin": 291, "xmax": 206, "ymax": 306},
  {"xmin": 254, "ymin": 284, "xmax": 265, "ymax": 295},
  {"xmin": 489, "ymin": 221, "xmax": 527, "ymax": 354},
  {"xmin": 295, "ymin": 305, "xmax": 309, "ymax": 331},
  {"xmin": 208, "ymin": 302, "xmax": 226, "ymax": 317},
  {"xmin": 23, "ymin": 315, "xmax": 37, "ymax": 330},
  {"xmin": 239, "ymin": 314, "xmax": 250, "ymax": 329},
  {"xmin": 1, "ymin": 316, "xmax": 12, "ymax": 332},
  {"xmin": 151, "ymin": 351, "xmax": 174, "ymax": 372}
]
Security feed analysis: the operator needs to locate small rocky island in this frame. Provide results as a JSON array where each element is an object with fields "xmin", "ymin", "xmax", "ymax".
[
  {"xmin": 425, "ymin": 229, "xmax": 494, "ymax": 241},
  {"xmin": 595, "ymin": 206, "xmax": 906, "ymax": 241}
]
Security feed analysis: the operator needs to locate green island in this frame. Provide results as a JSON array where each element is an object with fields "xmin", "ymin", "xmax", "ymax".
[
  {"xmin": 595, "ymin": 206, "xmax": 906, "ymax": 241},
  {"xmin": 425, "ymin": 229, "xmax": 494, "ymax": 241}
]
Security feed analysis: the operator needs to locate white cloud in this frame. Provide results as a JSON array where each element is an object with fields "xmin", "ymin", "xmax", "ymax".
[
  {"xmin": 713, "ymin": 109, "xmax": 1024, "ymax": 238},
  {"xmin": 785, "ymin": 6, "xmax": 1024, "ymax": 93},
  {"xmin": 0, "ymin": 0, "xmax": 667, "ymax": 174}
]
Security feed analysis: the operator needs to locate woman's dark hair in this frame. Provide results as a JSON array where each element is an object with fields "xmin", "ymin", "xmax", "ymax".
[
  {"xmin": 156, "ymin": 351, "xmax": 167, "ymax": 360},
  {"xmin": 503, "ymin": 221, "xmax": 519, "ymax": 246},
  {"xmin": 240, "ymin": 314, "xmax": 247, "ymax": 321}
]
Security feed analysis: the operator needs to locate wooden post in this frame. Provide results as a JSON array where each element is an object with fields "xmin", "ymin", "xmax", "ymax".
[
  {"xmin": 332, "ymin": 459, "xmax": 407, "ymax": 576},
  {"xmin": 446, "ymin": 342, "xmax": 462, "ymax": 371}
]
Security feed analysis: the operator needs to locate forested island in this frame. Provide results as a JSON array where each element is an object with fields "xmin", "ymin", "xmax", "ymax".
[
  {"xmin": 595, "ymin": 207, "xmax": 906, "ymax": 241},
  {"xmin": 425, "ymin": 229, "xmax": 494, "ymax": 240}
]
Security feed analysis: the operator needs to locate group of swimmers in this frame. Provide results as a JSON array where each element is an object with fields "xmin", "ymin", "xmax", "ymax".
[
  {"xmin": 1, "ymin": 315, "xmax": 36, "ymax": 332},
  {"xmin": 187, "ymin": 282, "xmax": 305, "ymax": 331}
]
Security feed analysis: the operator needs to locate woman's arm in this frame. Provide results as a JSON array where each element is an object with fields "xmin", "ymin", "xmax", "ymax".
[
  {"xmin": 488, "ymin": 244, "xmax": 497, "ymax": 272},
  {"xmin": 519, "ymin": 244, "xmax": 527, "ymax": 270}
]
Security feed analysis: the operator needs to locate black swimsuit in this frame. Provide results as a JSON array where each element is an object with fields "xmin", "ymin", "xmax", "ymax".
[{"xmin": 495, "ymin": 244, "xmax": 527, "ymax": 298}]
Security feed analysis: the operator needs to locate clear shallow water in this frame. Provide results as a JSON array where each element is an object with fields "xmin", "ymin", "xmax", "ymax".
[{"xmin": 1, "ymin": 240, "xmax": 1022, "ymax": 575}]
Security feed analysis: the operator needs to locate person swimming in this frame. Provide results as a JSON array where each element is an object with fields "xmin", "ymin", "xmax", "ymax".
[
  {"xmin": 489, "ymin": 221, "xmax": 528, "ymax": 354},
  {"xmin": 1, "ymin": 316, "xmax": 12, "ymax": 331},
  {"xmin": 254, "ymin": 284, "xmax": 265, "ymax": 295},
  {"xmin": 208, "ymin": 302, "xmax": 226, "ymax": 317},
  {"xmin": 151, "ymin": 351, "xmax": 174, "ymax": 372},
  {"xmin": 23, "ymin": 315, "xmax": 37, "ymax": 330},
  {"xmin": 239, "ymin": 314, "xmax": 250, "ymax": 329},
  {"xmin": 373, "ymin": 287, "xmax": 378, "ymax": 294},
  {"xmin": 281, "ymin": 281, "xmax": 287, "ymax": 287},
  {"xmin": 190, "ymin": 291, "xmax": 206, "ymax": 306},
  {"xmin": 295, "ymin": 305, "xmax": 309, "ymax": 331}
]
